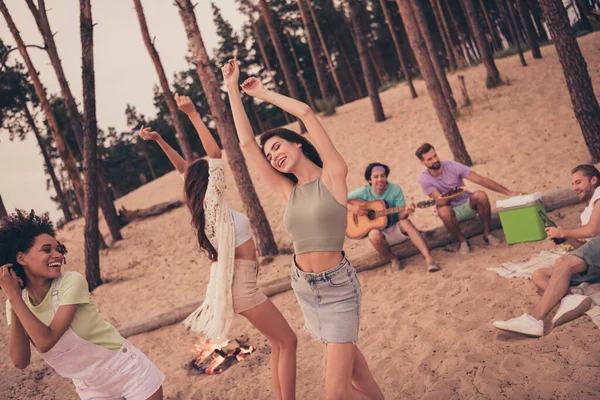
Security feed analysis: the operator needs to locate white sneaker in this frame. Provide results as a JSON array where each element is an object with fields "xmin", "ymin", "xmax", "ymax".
[
  {"xmin": 493, "ymin": 314, "xmax": 544, "ymax": 337},
  {"xmin": 552, "ymin": 294, "xmax": 592, "ymax": 327},
  {"xmin": 458, "ymin": 241, "xmax": 471, "ymax": 254},
  {"xmin": 390, "ymin": 258, "xmax": 403, "ymax": 271}
]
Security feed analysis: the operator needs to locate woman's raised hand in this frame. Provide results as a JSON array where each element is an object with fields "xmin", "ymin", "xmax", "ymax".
[
  {"xmin": 222, "ymin": 58, "xmax": 240, "ymax": 87},
  {"xmin": 0, "ymin": 264, "xmax": 22, "ymax": 300},
  {"xmin": 241, "ymin": 77, "xmax": 264, "ymax": 98},
  {"xmin": 175, "ymin": 93, "xmax": 196, "ymax": 115},
  {"xmin": 138, "ymin": 126, "xmax": 161, "ymax": 141}
]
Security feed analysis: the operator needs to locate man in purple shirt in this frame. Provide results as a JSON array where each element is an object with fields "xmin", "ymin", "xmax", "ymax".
[{"xmin": 415, "ymin": 143, "xmax": 520, "ymax": 254}]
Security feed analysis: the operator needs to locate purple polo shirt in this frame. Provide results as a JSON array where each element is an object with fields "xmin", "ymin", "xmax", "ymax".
[{"xmin": 418, "ymin": 161, "xmax": 471, "ymax": 207}]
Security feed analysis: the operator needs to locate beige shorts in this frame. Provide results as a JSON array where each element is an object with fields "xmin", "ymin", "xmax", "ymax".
[
  {"xmin": 381, "ymin": 222, "xmax": 409, "ymax": 246},
  {"xmin": 232, "ymin": 259, "xmax": 268, "ymax": 314}
]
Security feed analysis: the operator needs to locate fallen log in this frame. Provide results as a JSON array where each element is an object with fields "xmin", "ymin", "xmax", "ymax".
[
  {"xmin": 118, "ymin": 200, "xmax": 183, "ymax": 225},
  {"xmin": 118, "ymin": 187, "xmax": 580, "ymax": 338}
]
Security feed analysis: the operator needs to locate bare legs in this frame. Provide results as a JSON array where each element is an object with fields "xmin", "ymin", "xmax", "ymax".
[
  {"xmin": 325, "ymin": 343, "xmax": 383, "ymax": 400},
  {"xmin": 398, "ymin": 218, "xmax": 434, "ymax": 265},
  {"xmin": 529, "ymin": 255, "xmax": 588, "ymax": 320},
  {"xmin": 437, "ymin": 191, "xmax": 493, "ymax": 244},
  {"xmin": 242, "ymin": 300, "xmax": 297, "ymax": 400},
  {"xmin": 368, "ymin": 220, "xmax": 434, "ymax": 266}
]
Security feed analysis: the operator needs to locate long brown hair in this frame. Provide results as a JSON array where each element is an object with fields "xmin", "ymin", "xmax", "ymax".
[{"xmin": 184, "ymin": 159, "xmax": 218, "ymax": 261}]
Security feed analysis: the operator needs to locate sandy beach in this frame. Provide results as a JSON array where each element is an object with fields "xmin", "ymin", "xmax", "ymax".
[{"xmin": 1, "ymin": 32, "xmax": 600, "ymax": 399}]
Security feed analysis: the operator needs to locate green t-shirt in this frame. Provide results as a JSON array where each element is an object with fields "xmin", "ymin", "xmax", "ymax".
[
  {"xmin": 348, "ymin": 183, "xmax": 406, "ymax": 226},
  {"xmin": 6, "ymin": 272, "xmax": 123, "ymax": 351}
]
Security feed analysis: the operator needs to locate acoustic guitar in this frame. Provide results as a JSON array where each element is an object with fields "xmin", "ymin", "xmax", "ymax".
[{"xmin": 346, "ymin": 187, "xmax": 465, "ymax": 239}]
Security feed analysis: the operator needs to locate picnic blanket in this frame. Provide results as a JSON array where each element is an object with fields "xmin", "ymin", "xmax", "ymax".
[
  {"xmin": 487, "ymin": 248, "xmax": 600, "ymax": 329},
  {"xmin": 486, "ymin": 248, "xmax": 567, "ymax": 279}
]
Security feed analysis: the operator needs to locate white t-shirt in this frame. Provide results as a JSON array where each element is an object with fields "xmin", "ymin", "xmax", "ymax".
[{"xmin": 580, "ymin": 186, "xmax": 600, "ymax": 226}]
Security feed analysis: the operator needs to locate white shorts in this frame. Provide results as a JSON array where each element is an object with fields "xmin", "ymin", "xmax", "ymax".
[
  {"xmin": 381, "ymin": 222, "xmax": 409, "ymax": 246},
  {"xmin": 74, "ymin": 340, "xmax": 164, "ymax": 400}
]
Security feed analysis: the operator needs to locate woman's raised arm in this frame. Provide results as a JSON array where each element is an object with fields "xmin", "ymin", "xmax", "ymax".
[
  {"xmin": 222, "ymin": 59, "xmax": 294, "ymax": 200},
  {"xmin": 241, "ymin": 78, "xmax": 347, "ymax": 181},
  {"xmin": 139, "ymin": 126, "xmax": 188, "ymax": 175},
  {"xmin": 176, "ymin": 94, "xmax": 222, "ymax": 159}
]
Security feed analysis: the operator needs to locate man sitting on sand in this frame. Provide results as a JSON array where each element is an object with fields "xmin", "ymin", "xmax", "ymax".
[
  {"xmin": 494, "ymin": 165, "xmax": 600, "ymax": 337},
  {"xmin": 415, "ymin": 143, "xmax": 520, "ymax": 254},
  {"xmin": 348, "ymin": 162, "xmax": 440, "ymax": 272}
]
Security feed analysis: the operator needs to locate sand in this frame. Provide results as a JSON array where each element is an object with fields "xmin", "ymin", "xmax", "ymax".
[{"xmin": 2, "ymin": 32, "xmax": 600, "ymax": 399}]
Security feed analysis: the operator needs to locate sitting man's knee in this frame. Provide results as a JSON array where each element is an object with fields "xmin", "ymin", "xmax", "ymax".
[
  {"xmin": 437, "ymin": 205, "xmax": 453, "ymax": 219},
  {"xmin": 554, "ymin": 257, "xmax": 578, "ymax": 275},
  {"xmin": 471, "ymin": 190, "xmax": 489, "ymax": 204},
  {"xmin": 368, "ymin": 229, "xmax": 385, "ymax": 245}
]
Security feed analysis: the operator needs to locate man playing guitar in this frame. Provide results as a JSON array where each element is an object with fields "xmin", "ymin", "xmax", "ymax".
[{"xmin": 348, "ymin": 163, "xmax": 440, "ymax": 272}]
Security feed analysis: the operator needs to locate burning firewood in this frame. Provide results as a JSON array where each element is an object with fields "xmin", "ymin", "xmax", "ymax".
[{"xmin": 188, "ymin": 338, "xmax": 255, "ymax": 375}]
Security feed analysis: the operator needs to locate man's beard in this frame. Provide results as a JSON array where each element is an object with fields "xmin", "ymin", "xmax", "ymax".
[{"xmin": 429, "ymin": 162, "xmax": 441, "ymax": 170}]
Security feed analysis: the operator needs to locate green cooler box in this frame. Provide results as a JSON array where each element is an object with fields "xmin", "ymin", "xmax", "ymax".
[{"xmin": 496, "ymin": 193, "xmax": 546, "ymax": 245}]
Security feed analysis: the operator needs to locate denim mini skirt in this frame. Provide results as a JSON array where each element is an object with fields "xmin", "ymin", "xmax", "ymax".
[{"xmin": 291, "ymin": 255, "xmax": 362, "ymax": 343}]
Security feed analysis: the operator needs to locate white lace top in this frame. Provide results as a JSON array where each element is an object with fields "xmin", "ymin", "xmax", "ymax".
[
  {"xmin": 184, "ymin": 159, "xmax": 252, "ymax": 248},
  {"xmin": 203, "ymin": 158, "xmax": 226, "ymax": 249},
  {"xmin": 182, "ymin": 158, "xmax": 237, "ymax": 341}
]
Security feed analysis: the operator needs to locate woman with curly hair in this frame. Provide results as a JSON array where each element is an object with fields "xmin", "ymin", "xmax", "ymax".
[
  {"xmin": 139, "ymin": 94, "xmax": 297, "ymax": 400},
  {"xmin": 222, "ymin": 59, "xmax": 384, "ymax": 400},
  {"xmin": 0, "ymin": 210, "xmax": 164, "ymax": 399}
]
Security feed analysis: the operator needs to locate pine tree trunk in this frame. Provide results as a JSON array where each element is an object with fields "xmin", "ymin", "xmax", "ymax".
[
  {"xmin": 379, "ymin": 0, "xmax": 418, "ymax": 97},
  {"xmin": 285, "ymin": 31, "xmax": 317, "ymax": 110},
  {"xmin": 445, "ymin": 0, "xmax": 472, "ymax": 65},
  {"xmin": 410, "ymin": 0, "xmax": 457, "ymax": 110},
  {"xmin": 500, "ymin": 0, "xmax": 528, "ymax": 65},
  {"xmin": 297, "ymin": 0, "xmax": 332, "ymax": 102},
  {"xmin": 257, "ymin": 0, "xmax": 305, "ymax": 133},
  {"xmin": 23, "ymin": 102, "xmax": 72, "ymax": 222},
  {"xmin": 133, "ymin": 0, "xmax": 194, "ymax": 161},
  {"xmin": 26, "ymin": 0, "xmax": 122, "ymax": 242},
  {"xmin": 461, "ymin": 0, "xmax": 504, "ymax": 86},
  {"xmin": 574, "ymin": 0, "xmax": 593, "ymax": 31},
  {"xmin": 435, "ymin": 0, "xmax": 463, "ymax": 68},
  {"xmin": 1, "ymin": 0, "xmax": 86, "ymax": 213},
  {"xmin": 479, "ymin": 0, "xmax": 503, "ymax": 50},
  {"xmin": 174, "ymin": 0, "xmax": 279, "ymax": 256},
  {"xmin": 539, "ymin": 0, "xmax": 600, "ymax": 161},
  {"xmin": 429, "ymin": 0, "xmax": 458, "ymax": 71},
  {"xmin": 336, "ymin": 31, "xmax": 364, "ymax": 99},
  {"xmin": 345, "ymin": 0, "xmax": 386, "ymax": 122},
  {"xmin": 306, "ymin": 0, "xmax": 348, "ymax": 103},
  {"xmin": 80, "ymin": 0, "xmax": 102, "ymax": 290},
  {"xmin": 247, "ymin": 10, "xmax": 292, "ymax": 124},
  {"xmin": 529, "ymin": 0, "xmax": 549, "ymax": 41},
  {"xmin": 395, "ymin": 0, "xmax": 472, "ymax": 165},
  {"xmin": 0, "ymin": 194, "xmax": 7, "ymax": 219},
  {"xmin": 516, "ymin": 0, "xmax": 542, "ymax": 58}
]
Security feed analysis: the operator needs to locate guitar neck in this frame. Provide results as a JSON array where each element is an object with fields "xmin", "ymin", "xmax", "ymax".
[{"xmin": 376, "ymin": 206, "xmax": 405, "ymax": 217}]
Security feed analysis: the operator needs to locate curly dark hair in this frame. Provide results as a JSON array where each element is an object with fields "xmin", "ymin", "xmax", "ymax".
[
  {"xmin": 0, "ymin": 210, "xmax": 67, "ymax": 288},
  {"xmin": 259, "ymin": 127, "xmax": 323, "ymax": 183},
  {"xmin": 184, "ymin": 159, "xmax": 218, "ymax": 261}
]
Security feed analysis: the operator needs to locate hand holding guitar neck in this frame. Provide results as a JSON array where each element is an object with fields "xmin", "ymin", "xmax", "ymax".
[{"xmin": 346, "ymin": 186, "xmax": 465, "ymax": 239}]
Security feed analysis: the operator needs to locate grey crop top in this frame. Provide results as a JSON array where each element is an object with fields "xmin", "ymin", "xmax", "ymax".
[{"xmin": 283, "ymin": 177, "xmax": 347, "ymax": 254}]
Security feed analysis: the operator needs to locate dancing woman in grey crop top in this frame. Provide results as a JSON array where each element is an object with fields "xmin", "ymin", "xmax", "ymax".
[
  {"xmin": 140, "ymin": 94, "xmax": 297, "ymax": 400},
  {"xmin": 224, "ymin": 58, "xmax": 383, "ymax": 400}
]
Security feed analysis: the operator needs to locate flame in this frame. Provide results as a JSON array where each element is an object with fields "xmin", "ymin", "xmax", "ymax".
[
  {"xmin": 205, "ymin": 352, "xmax": 226, "ymax": 375},
  {"xmin": 236, "ymin": 346, "xmax": 254, "ymax": 361},
  {"xmin": 191, "ymin": 338, "xmax": 255, "ymax": 374},
  {"xmin": 192, "ymin": 338, "xmax": 229, "ymax": 365}
]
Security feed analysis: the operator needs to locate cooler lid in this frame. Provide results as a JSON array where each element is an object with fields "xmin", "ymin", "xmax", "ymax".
[{"xmin": 496, "ymin": 192, "xmax": 543, "ymax": 210}]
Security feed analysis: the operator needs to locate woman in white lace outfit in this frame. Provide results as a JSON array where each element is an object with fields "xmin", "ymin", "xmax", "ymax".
[{"xmin": 139, "ymin": 95, "xmax": 297, "ymax": 400}]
